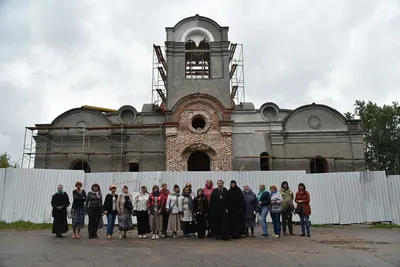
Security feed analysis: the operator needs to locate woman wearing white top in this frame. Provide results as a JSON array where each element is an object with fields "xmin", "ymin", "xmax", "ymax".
[
  {"xmin": 166, "ymin": 184, "xmax": 181, "ymax": 238},
  {"xmin": 178, "ymin": 186, "xmax": 194, "ymax": 240},
  {"xmin": 134, "ymin": 186, "xmax": 151, "ymax": 239}
]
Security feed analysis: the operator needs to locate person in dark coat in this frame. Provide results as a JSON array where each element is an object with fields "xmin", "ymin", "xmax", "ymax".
[
  {"xmin": 85, "ymin": 183, "xmax": 103, "ymax": 239},
  {"xmin": 51, "ymin": 184, "xmax": 70, "ymax": 238},
  {"xmin": 228, "ymin": 180, "xmax": 246, "ymax": 238},
  {"xmin": 210, "ymin": 180, "xmax": 230, "ymax": 241},
  {"xmin": 103, "ymin": 184, "xmax": 118, "ymax": 239},
  {"xmin": 243, "ymin": 184, "xmax": 258, "ymax": 237},
  {"xmin": 193, "ymin": 188, "xmax": 209, "ymax": 239}
]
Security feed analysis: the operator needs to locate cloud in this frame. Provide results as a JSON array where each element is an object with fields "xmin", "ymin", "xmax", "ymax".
[{"xmin": 0, "ymin": 0, "xmax": 399, "ymax": 162}]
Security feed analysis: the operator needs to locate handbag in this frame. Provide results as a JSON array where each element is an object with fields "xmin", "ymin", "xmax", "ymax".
[
  {"xmin": 132, "ymin": 196, "xmax": 139, "ymax": 216},
  {"xmin": 295, "ymin": 203, "xmax": 303, "ymax": 215},
  {"xmin": 66, "ymin": 207, "xmax": 72, "ymax": 219}
]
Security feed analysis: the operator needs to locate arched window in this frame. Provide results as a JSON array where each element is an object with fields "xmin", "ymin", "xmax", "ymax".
[
  {"xmin": 310, "ymin": 156, "xmax": 328, "ymax": 173},
  {"xmin": 70, "ymin": 160, "xmax": 91, "ymax": 173},
  {"xmin": 260, "ymin": 152, "xmax": 270, "ymax": 171},
  {"xmin": 185, "ymin": 38, "xmax": 210, "ymax": 79}
]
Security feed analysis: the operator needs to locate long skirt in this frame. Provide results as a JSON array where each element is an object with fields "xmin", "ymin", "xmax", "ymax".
[
  {"xmin": 136, "ymin": 211, "xmax": 150, "ymax": 235},
  {"xmin": 118, "ymin": 209, "xmax": 134, "ymax": 231},
  {"xmin": 167, "ymin": 213, "xmax": 181, "ymax": 232},
  {"xmin": 150, "ymin": 211, "xmax": 163, "ymax": 233},
  {"xmin": 52, "ymin": 211, "xmax": 68, "ymax": 234},
  {"xmin": 196, "ymin": 213, "xmax": 206, "ymax": 238},
  {"xmin": 71, "ymin": 208, "xmax": 85, "ymax": 229}
]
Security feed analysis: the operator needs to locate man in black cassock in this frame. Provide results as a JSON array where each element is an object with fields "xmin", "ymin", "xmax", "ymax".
[
  {"xmin": 210, "ymin": 180, "xmax": 230, "ymax": 241},
  {"xmin": 228, "ymin": 180, "xmax": 246, "ymax": 238},
  {"xmin": 51, "ymin": 184, "xmax": 70, "ymax": 238}
]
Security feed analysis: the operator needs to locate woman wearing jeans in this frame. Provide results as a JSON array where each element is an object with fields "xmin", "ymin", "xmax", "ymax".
[
  {"xmin": 257, "ymin": 184, "xmax": 271, "ymax": 238},
  {"xmin": 103, "ymin": 185, "xmax": 118, "ymax": 239},
  {"xmin": 295, "ymin": 183, "xmax": 311, "ymax": 237},
  {"xmin": 179, "ymin": 186, "xmax": 194, "ymax": 240},
  {"xmin": 269, "ymin": 185, "xmax": 283, "ymax": 238}
]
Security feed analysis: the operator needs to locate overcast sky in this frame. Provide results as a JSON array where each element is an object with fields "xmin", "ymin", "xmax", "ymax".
[{"xmin": 1, "ymin": 0, "xmax": 399, "ymax": 165}]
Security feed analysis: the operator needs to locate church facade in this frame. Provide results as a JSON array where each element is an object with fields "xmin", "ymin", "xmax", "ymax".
[{"xmin": 31, "ymin": 15, "xmax": 365, "ymax": 173}]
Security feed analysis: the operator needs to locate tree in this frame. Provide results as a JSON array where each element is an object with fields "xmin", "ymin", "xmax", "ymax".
[
  {"xmin": 350, "ymin": 101, "xmax": 400, "ymax": 175},
  {"xmin": 0, "ymin": 153, "xmax": 19, "ymax": 168}
]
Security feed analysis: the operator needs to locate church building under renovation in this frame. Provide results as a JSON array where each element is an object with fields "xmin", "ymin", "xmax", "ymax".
[{"xmin": 25, "ymin": 15, "xmax": 366, "ymax": 173}]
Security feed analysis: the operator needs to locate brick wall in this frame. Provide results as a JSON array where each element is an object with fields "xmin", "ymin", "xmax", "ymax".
[{"xmin": 165, "ymin": 96, "xmax": 233, "ymax": 171}]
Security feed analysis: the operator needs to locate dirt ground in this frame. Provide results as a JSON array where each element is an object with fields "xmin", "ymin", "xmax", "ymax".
[{"xmin": 0, "ymin": 225, "xmax": 399, "ymax": 267}]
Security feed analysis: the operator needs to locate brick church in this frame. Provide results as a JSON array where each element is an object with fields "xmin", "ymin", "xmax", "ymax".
[{"xmin": 30, "ymin": 15, "xmax": 365, "ymax": 173}]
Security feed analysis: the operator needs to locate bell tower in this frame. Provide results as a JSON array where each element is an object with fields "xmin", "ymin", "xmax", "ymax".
[{"xmin": 163, "ymin": 14, "xmax": 231, "ymax": 110}]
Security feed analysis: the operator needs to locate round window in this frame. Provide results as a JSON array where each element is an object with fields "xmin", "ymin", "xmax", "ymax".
[
  {"xmin": 189, "ymin": 115, "xmax": 209, "ymax": 133},
  {"xmin": 192, "ymin": 116, "xmax": 206, "ymax": 130}
]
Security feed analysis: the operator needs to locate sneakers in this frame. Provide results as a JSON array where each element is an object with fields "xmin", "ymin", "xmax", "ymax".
[
  {"xmin": 300, "ymin": 233, "xmax": 306, "ymax": 236},
  {"xmin": 138, "ymin": 235, "xmax": 143, "ymax": 239},
  {"xmin": 161, "ymin": 234, "xmax": 166, "ymax": 238},
  {"xmin": 183, "ymin": 236, "xmax": 189, "ymax": 240},
  {"xmin": 107, "ymin": 235, "xmax": 112, "ymax": 239},
  {"xmin": 262, "ymin": 234, "xmax": 269, "ymax": 238},
  {"xmin": 155, "ymin": 234, "xmax": 160, "ymax": 239},
  {"xmin": 273, "ymin": 234, "xmax": 280, "ymax": 238},
  {"xmin": 143, "ymin": 235, "xmax": 147, "ymax": 239},
  {"xmin": 307, "ymin": 233, "xmax": 311, "ymax": 237},
  {"xmin": 152, "ymin": 234, "xmax": 156, "ymax": 240}
]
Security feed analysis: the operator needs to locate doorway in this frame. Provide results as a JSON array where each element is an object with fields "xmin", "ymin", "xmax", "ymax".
[
  {"xmin": 310, "ymin": 156, "xmax": 328, "ymax": 173},
  {"xmin": 187, "ymin": 151, "xmax": 210, "ymax": 171},
  {"xmin": 70, "ymin": 160, "xmax": 91, "ymax": 173}
]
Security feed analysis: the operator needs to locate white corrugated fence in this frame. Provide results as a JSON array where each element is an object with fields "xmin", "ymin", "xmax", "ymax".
[{"xmin": 0, "ymin": 168, "xmax": 399, "ymax": 225}]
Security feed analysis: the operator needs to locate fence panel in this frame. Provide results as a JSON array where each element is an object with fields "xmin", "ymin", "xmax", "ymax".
[
  {"xmin": 0, "ymin": 168, "xmax": 6, "ymax": 220},
  {"xmin": 362, "ymin": 172, "xmax": 392, "ymax": 222},
  {"xmin": 0, "ymin": 168, "xmax": 84, "ymax": 223},
  {"xmin": 388, "ymin": 175, "xmax": 400, "ymax": 225},
  {"xmin": 303, "ymin": 174, "xmax": 340, "ymax": 224}
]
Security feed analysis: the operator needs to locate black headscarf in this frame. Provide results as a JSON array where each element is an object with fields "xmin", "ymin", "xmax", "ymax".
[{"xmin": 281, "ymin": 181, "xmax": 289, "ymax": 189}]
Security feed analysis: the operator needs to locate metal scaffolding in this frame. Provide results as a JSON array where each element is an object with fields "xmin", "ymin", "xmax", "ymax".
[
  {"xmin": 234, "ymin": 155, "xmax": 366, "ymax": 172},
  {"xmin": 21, "ymin": 125, "xmax": 165, "ymax": 172},
  {"xmin": 152, "ymin": 45, "xmax": 167, "ymax": 107},
  {"xmin": 229, "ymin": 43, "xmax": 245, "ymax": 106}
]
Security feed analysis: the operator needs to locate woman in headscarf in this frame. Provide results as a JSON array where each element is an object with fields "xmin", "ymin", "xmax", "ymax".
[
  {"xmin": 295, "ymin": 183, "xmax": 311, "ymax": 237},
  {"xmin": 117, "ymin": 185, "xmax": 134, "ymax": 238},
  {"xmin": 184, "ymin": 182, "xmax": 197, "ymax": 235},
  {"xmin": 178, "ymin": 186, "xmax": 194, "ymax": 240},
  {"xmin": 257, "ymin": 184, "xmax": 271, "ymax": 238},
  {"xmin": 202, "ymin": 179, "xmax": 214, "ymax": 237},
  {"xmin": 280, "ymin": 181, "xmax": 294, "ymax": 235},
  {"xmin": 160, "ymin": 183, "xmax": 170, "ymax": 238},
  {"xmin": 193, "ymin": 188, "xmax": 208, "ymax": 239},
  {"xmin": 85, "ymin": 183, "xmax": 103, "ymax": 239},
  {"xmin": 134, "ymin": 185, "xmax": 150, "ymax": 239},
  {"xmin": 166, "ymin": 184, "xmax": 181, "ymax": 238},
  {"xmin": 103, "ymin": 184, "xmax": 118, "ymax": 239},
  {"xmin": 71, "ymin": 181, "xmax": 86, "ymax": 239},
  {"xmin": 148, "ymin": 185, "xmax": 164, "ymax": 240},
  {"xmin": 270, "ymin": 185, "xmax": 283, "ymax": 238},
  {"xmin": 51, "ymin": 184, "xmax": 70, "ymax": 238},
  {"xmin": 228, "ymin": 180, "xmax": 246, "ymax": 238},
  {"xmin": 242, "ymin": 184, "xmax": 257, "ymax": 237}
]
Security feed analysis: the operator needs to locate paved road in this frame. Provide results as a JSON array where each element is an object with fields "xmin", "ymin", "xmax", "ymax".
[{"xmin": 0, "ymin": 225, "xmax": 399, "ymax": 267}]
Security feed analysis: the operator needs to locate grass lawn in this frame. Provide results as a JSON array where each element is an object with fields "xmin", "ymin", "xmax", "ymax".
[{"xmin": 0, "ymin": 221, "xmax": 54, "ymax": 231}]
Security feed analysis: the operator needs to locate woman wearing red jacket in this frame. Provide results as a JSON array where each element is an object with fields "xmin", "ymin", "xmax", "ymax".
[
  {"xmin": 295, "ymin": 183, "xmax": 311, "ymax": 237},
  {"xmin": 148, "ymin": 185, "xmax": 164, "ymax": 240}
]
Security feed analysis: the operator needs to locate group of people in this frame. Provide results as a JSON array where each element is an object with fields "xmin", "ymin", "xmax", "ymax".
[{"xmin": 51, "ymin": 179, "xmax": 312, "ymax": 240}]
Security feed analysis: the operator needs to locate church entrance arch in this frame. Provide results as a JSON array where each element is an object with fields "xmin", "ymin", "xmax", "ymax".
[
  {"xmin": 187, "ymin": 151, "xmax": 211, "ymax": 171},
  {"xmin": 310, "ymin": 156, "xmax": 328, "ymax": 173},
  {"xmin": 70, "ymin": 159, "xmax": 91, "ymax": 173}
]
